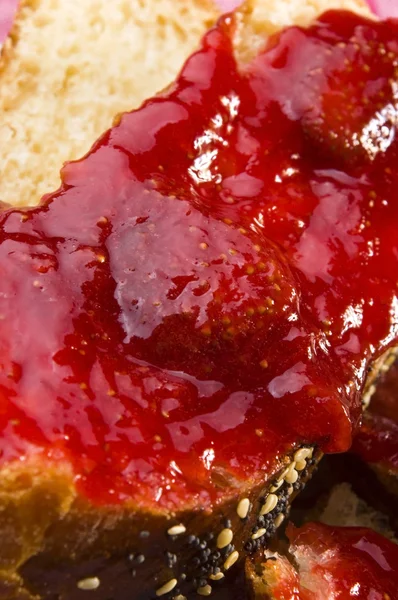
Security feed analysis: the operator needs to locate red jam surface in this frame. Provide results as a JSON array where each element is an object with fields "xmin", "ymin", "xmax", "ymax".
[
  {"xmin": 353, "ymin": 412, "xmax": 398, "ymax": 470},
  {"xmin": 270, "ymin": 522, "xmax": 398, "ymax": 600},
  {"xmin": 352, "ymin": 359, "xmax": 398, "ymax": 471},
  {"xmin": 1, "ymin": 11, "xmax": 398, "ymax": 507}
]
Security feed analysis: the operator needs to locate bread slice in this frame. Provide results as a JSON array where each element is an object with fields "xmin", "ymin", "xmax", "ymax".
[
  {"xmin": 0, "ymin": 1, "xmax": 386, "ymax": 600},
  {"xmin": 0, "ymin": 0, "xmax": 219, "ymax": 207},
  {"xmin": 0, "ymin": 0, "xmax": 371, "ymax": 208}
]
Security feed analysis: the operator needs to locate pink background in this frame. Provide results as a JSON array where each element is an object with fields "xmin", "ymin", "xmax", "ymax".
[
  {"xmin": 0, "ymin": 0, "xmax": 17, "ymax": 41},
  {"xmin": 0, "ymin": 0, "xmax": 395, "ymax": 46},
  {"xmin": 368, "ymin": 0, "xmax": 398, "ymax": 17}
]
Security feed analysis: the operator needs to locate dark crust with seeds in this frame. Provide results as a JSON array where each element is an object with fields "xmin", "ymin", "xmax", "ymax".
[
  {"xmin": 0, "ymin": 448, "xmax": 320, "ymax": 599},
  {"xmin": 0, "ymin": 321, "xmax": 391, "ymax": 600}
]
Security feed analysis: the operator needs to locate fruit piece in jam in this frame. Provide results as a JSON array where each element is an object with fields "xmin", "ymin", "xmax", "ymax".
[
  {"xmin": 246, "ymin": 522, "xmax": 398, "ymax": 599},
  {"xmin": 351, "ymin": 360, "xmax": 398, "ymax": 488},
  {"xmin": 1, "ymin": 10, "xmax": 398, "ymax": 507},
  {"xmin": 353, "ymin": 411, "xmax": 398, "ymax": 473}
]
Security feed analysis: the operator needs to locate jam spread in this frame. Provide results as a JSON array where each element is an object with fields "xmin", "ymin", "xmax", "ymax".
[
  {"xmin": 261, "ymin": 522, "xmax": 398, "ymax": 599},
  {"xmin": 353, "ymin": 411, "xmax": 398, "ymax": 471},
  {"xmin": 352, "ymin": 359, "xmax": 398, "ymax": 471},
  {"xmin": 1, "ymin": 11, "xmax": 398, "ymax": 508}
]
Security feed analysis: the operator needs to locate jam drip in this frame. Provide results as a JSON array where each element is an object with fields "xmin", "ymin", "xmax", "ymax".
[{"xmin": 0, "ymin": 11, "xmax": 398, "ymax": 506}]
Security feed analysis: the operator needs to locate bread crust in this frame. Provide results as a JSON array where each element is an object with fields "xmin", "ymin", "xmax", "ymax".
[{"xmin": 0, "ymin": 450, "xmax": 321, "ymax": 599}]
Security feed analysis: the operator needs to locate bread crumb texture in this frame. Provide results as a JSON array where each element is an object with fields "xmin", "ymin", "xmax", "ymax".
[
  {"xmin": 0, "ymin": 0, "xmax": 218, "ymax": 207},
  {"xmin": 0, "ymin": 0, "xmax": 372, "ymax": 208},
  {"xmin": 320, "ymin": 483, "xmax": 397, "ymax": 542},
  {"xmin": 235, "ymin": 0, "xmax": 372, "ymax": 61},
  {"xmin": 247, "ymin": 0, "xmax": 370, "ymax": 31}
]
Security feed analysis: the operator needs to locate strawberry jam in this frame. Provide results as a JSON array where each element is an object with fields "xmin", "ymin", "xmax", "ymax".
[
  {"xmin": 352, "ymin": 358, "xmax": 398, "ymax": 472},
  {"xmin": 353, "ymin": 412, "xmax": 398, "ymax": 471},
  {"xmin": 284, "ymin": 522, "xmax": 398, "ymax": 599},
  {"xmin": 1, "ymin": 11, "xmax": 398, "ymax": 507}
]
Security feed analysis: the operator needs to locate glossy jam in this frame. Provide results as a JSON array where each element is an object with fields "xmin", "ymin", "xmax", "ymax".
[
  {"xmin": 282, "ymin": 522, "xmax": 398, "ymax": 600},
  {"xmin": 353, "ymin": 412, "xmax": 398, "ymax": 470},
  {"xmin": 1, "ymin": 11, "xmax": 398, "ymax": 507},
  {"xmin": 353, "ymin": 359, "xmax": 398, "ymax": 470}
]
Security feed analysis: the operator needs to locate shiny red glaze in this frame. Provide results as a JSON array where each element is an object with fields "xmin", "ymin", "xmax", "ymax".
[
  {"xmin": 285, "ymin": 522, "xmax": 398, "ymax": 600},
  {"xmin": 353, "ymin": 359, "xmax": 398, "ymax": 470},
  {"xmin": 353, "ymin": 412, "xmax": 398, "ymax": 470},
  {"xmin": 369, "ymin": 360, "xmax": 398, "ymax": 422},
  {"xmin": 1, "ymin": 11, "xmax": 398, "ymax": 507}
]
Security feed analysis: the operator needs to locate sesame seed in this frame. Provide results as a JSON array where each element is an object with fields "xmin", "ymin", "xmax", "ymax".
[
  {"xmin": 284, "ymin": 463, "xmax": 298, "ymax": 484},
  {"xmin": 77, "ymin": 577, "xmax": 100, "ymax": 591},
  {"xmin": 209, "ymin": 572, "xmax": 225, "ymax": 581},
  {"xmin": 236, "ymin": 498, "xmax": 250, "ymax": 519},
  {"xmin": 197, "ymin": 584, "xmax": 212, "ymax": 596},
  {"xmin": 260, "ymin": 493, "xmax": 278, "ymax": 516},
  {"xmin": 216, "ymin": 528, "xmax": 233, "ymax": 549},
  {"xmin": 274, "ymin": 514, "xmax": 285, "ymax": 528},
  {"xmin": 295, "ymin": 459, "xmax": 306, "ymax": 471},
  {"xmin": 156, "ymin": 579, "xmax": 178, "ymax": 597},
  {"xmin": 294, "ymin": 448, "xmax": 313, "ymax": 462},
  {"xmin": 224, "ymin": 550, "xmax": 239, "ymax": 570},
  {"xmin": 167, "ymin": 524, "xmax": 186, "ymax": 536},
  {"xmin": 174, "ymin": 596, "xmax": 187, "ymax": 600},
  {"xmin": 251, "ymin": 528, "xmax": 266, "ymax": 540},
  {"xmin": 277, "ymin": 466, "xmax": 289, "ymax": 482}
]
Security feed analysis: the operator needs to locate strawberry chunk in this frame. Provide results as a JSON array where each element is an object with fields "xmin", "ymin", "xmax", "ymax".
[{"xmin": 246, "ymin": 522, "xmax": 398, "ymax": 599}]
